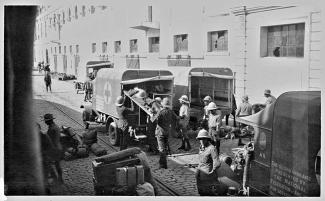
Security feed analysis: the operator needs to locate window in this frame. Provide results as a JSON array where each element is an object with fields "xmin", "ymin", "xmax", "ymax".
[
  {"xmin": 130, "ymin": 39, "xmax": 138, "ymax": 53},
  {"xmin": 59, "ymin": 46, "xmax": 61, "ymax": 54},
  {"xmin": 75, "ymin": 6, "xmax": 78, "ymax": 19},
  {"xmin": 174, "ymin": 34, "xmax": 188, "ymax": 52},
  {"xmin": 115, "ymin": 41, "xmax": 121, "ymax": 53},
  {"xmin": 55, "ymin": 47, "xmax": 57, "ymax": 54},
  {"xmin": 70, "ymin": 45, "xmax": 73, "ymax": 54},
  {"xmin": 91, "ymin": 6, "xmax": 95, "ymax": 14},
  {"xmin": 68, "ymin": 8, "xmax": 71, "ymax": 21},
  {"xmin": 82, "ymin": 6, "xmax": 86, "ymax": 17},
  {"xmin": 261, "ymin": 23, "xmax": 305, "ymax": 57},
  {"xmin": 92, "ymin": 43, "xmax": 96, "ymax": 53},
  {"xmin": 62, "ymin": 11, "xmax": 65, "ymax": 24},
  {"xmin": 64, "ymin": 46, "xmax": 66, "ymax": 54},
  {"xmin": 76, "ymin": 45, "xmax": 79, "ymax": 54},
  {"xmin": 207, "ymin": 30, "xmax": 228, "ymax": 52},
  {"xmin": 149, "ymin": 37, "xmax": 159, "ymax": 53},
  {"xmin": 102, "ymin": 42, "xmax": 107, "ymax": 53},
  {"xmin": 51, "ymin": 47, "xmax": 53, "ymax": 54}
]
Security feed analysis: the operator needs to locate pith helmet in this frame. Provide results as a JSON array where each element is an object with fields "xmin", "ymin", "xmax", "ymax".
[
  {"xmin": 43, "ymin": 113, "xmax": 55, "ymax": 121},
  {"xmin": 203, "ymin": 96, "xmax": 212, "ymax": 102},
  {"xmin": 179, "ymin": 95, "xmax": 190, "ymax": 104},
  {"xmin": 161, "ymin": 97, "xmax": 171, "ymax": 108},
  {"xmin": 115, "ymin": 96, "xmax": 124, "ymax": 106},
  {"xmin": 196, "ymin": 129, "xmax": 211, "ymax": 140},
  {"xmin": 264, "ymin": 89, "xmax": 271, "ymax": 95},
  {"xmin": 155, "ymin": 97, "xmax": 162, "ymax": 103},
  {"xmin": 134, "ymin": 89, "xmax": 147, "ymax": 99},
  {"xmin": 206, "ymin": 102, "xmax": 219, "ymax": 111}
]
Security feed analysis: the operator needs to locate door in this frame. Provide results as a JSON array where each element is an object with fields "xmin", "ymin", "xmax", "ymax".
[
  {"xmin": 74, "ymin": 55, "xmax": 80, "ymax": 77},
  {"xmin": 53, "ymin": 55, "xmax": 58, "ymax": 72}
]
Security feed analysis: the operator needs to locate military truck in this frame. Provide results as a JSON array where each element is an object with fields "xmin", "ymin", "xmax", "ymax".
[
  {"xmin": 83, "ymin": 68, "xmax": 174, "ymax": 145},
  {"xmin": 236, "ymin": 91, "xmax": 321, "ymax": 196}
]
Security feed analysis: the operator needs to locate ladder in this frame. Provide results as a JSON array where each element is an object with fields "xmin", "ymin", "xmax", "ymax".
[{"xmin": 308, "ymin": 11, "xmax": 322, "ymax": 90}]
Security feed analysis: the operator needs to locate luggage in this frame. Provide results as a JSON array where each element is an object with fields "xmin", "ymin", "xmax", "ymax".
[
  {"xmin": 95, "ymin": 147, "xmax": 142, "ymax": 163},
  {"xmin": 76, "ymin": 145, "xmax": 89, "ymax": 158},
  {"xmin": 116, "ymin": 165, "xmax": 144, "ymax": 188},
  {"xmin": 92, "ymin": 157, "xmax": 141, "ymax": 194},
  {"xmin": 90, "ymin": 143, "xmax": 107, "ymax": 156},
  {"xmin": 82, "ymin": 129, "xmax": 97, "ymax": 145}
]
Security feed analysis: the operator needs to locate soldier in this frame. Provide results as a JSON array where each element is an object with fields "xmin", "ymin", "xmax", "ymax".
[
  {"xmin": 202, "ymin": 96, "xmax": 212, "ymax": 120},
  {"xmin": 84, "ymin": 75, "xmax": 93, "ymax": 102},
  {"xmin": 236, "ymin": 95, "xmax": 253, "ymax": 117},
  {"xmin": 225, "ymin": 94, "xmax": 237, "ymax": 127},
  {"xmin": 43, "ymin": 113, "xmax": 64, "ymax": 184},
  {"xmin": 44, "ymin": 65, "xmax": 52, "ymax": 93},
  {"xmin": 177, "ymin": 95, "xmax": 191, "ymax": 151},
  {"xmin": 115, "ymin": 96, "xmax": 134, "ymax": 151},
  {"xmin": 155, "ymin": 97, "xmax": 177, "ymax": 169},
  {"xmin": 206, "ymin": 102, "xmax": 222, "ymax": 154},
  {"xmin": 146, "ymin": 99, "xmax": 161, "ymax": 154},
  {"xmin": 264, "ymin": 89, "xmax": 276, "ymax": 105}
]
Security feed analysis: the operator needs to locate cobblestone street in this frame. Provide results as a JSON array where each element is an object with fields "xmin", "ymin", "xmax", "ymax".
[{"xmin": 33, "ymin": 71, "xmax": 242, "ymax": 196}]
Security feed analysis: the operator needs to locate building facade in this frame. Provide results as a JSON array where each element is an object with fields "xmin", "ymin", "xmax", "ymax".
[{"xmin": 34, "ymin": 0, "xmax": 323, "ymax": 104}]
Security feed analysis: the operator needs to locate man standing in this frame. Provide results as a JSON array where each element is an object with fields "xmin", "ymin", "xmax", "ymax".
[
  {"xmin": 43, "ymin": 113, "xmax": 63, "ymax": 184},
  {"xmin": 207, "ymin": 102, "xmax": 222, "ymax": 155},
  {"xmin": 225, "ymin": 94, "xmax": 237, "ymax": 127},
  {"xmin": 264, "ymin": 89, "xmax": 276, "ymax": 105},
  {"xmin": 115, "ymin": 96, "xmax": 134, "ymax": 151},
  {"xmin": 44, "ymin": 65, "xmax": 52, "ymax": 93},
  {"xmin": 236, "ymin": 95, "xmax": 253, "ymax": 117},
  {"xmin": 155, "ymin": 97, "xmax": 177, "ymax": 169},
  {"xmin": 236, "ymin": 95, "xmax": 253, "ymax": 146},
  {"xmin": 202, "ymin": 96, "xmax": 212, "ymax": 120},
  {"xmin": 178, "ymin": 95, "xmax": 191, "ymax": 151},
  {"xmin": 84, "ymin": 76, "xmax": 93, "ymax": 102}
]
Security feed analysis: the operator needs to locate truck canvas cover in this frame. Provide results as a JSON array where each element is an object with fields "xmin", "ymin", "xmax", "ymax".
[
  {"xmin": 155, "ymin": 67, "xmax": 234, "ymax": 109},
  {"xmin": 93, "ymin": 68, "xmax": 173, "ymax": 119}
]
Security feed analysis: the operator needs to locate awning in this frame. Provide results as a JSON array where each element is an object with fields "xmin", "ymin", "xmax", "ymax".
[
  {"xmin": 190, "ymin": 72, "xmax": 234, "ymax": 79},
  {"xmin": 121, "ymin": 75, "xmax": 174, "ymax": 85},
  {"xmin": 86, "ymin": 61, "xmax": 113, "ymax": 68}
]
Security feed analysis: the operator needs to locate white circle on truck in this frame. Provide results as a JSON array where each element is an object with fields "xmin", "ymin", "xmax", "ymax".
[{"xmin": 103, "ymin": 81, "xmax": 112, "ymax": 104}]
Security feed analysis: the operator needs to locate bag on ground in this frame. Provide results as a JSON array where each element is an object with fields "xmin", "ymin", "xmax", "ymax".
[{"xmin": 90, "ymin": 143, "xmax": 107, "ymax": 156}]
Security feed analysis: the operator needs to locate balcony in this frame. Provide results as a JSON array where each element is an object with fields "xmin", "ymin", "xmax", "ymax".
[{"xmin": 130, "ymin": 21, "xmax": 160, "ymax": 31}]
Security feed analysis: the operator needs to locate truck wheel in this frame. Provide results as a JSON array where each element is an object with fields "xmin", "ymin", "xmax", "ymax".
[{"xmin": 108, "ymin": 122, "xmax": 120, "ymax": 146}]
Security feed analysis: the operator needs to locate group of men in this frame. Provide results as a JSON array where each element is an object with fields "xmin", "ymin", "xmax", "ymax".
[{"xmin": 114, "ymin": 88, "xmax": 277, "ymax": 169}]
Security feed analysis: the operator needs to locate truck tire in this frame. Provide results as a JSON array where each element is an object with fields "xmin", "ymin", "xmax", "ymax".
[{"xmin": 108, "ymin": 122, "xmax": 120, "ymax": 146}]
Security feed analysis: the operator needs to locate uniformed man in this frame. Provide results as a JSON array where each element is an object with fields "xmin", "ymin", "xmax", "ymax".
[
  {"xmin": 178, "ymin": 95, "xmax": 191, "ymax": 151},
  {"xmin": 43, "ymin": 113, "xmax": 64, "ymax": 184},
  {"xmin": 264, "ymin": 89, "xmax": 276, "ymax": 105},
  {"xmin": 236, "ymin": 95, "xmax": 252, "ymax": 117},
  {"xmin": 155, "ymin": 97, "xmax": 177, "ymax": 169},
  {"xmin": 206, "ymin": 102, "xmax": 222, "ymax": 155},
  {"xmin": 115, "ymin": 96, "xmax": 134, "ymax": 151}
]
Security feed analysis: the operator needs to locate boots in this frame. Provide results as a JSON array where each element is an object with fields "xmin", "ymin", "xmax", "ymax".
[
  {"xmin": 185, "ymin": 139, "xmax": 191, "ymax": 151},
  {"xmin": 178, "ymin": 138, "xmax": 185, "ymax": 150}
]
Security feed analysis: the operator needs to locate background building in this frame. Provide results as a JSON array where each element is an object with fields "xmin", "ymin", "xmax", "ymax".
[{"xmin": 34, "ymin": 0, "xmax": 323, "ymax": 104}]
